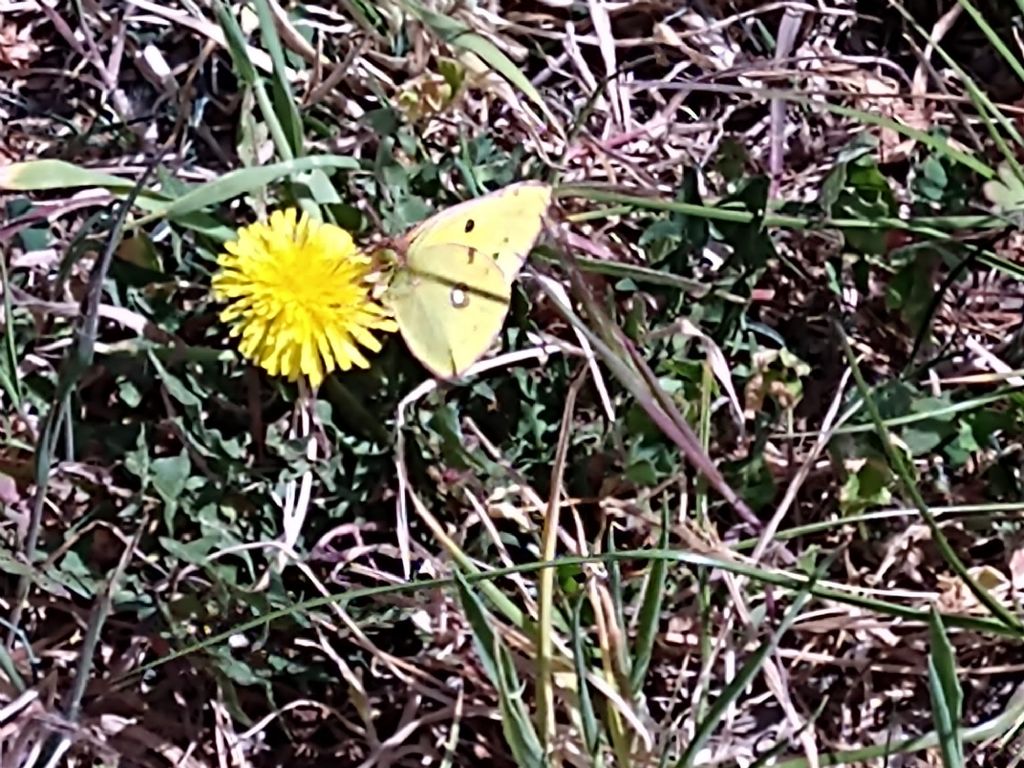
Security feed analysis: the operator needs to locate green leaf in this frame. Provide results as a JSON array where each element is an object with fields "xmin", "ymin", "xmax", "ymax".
[
  {"xmin": 945, "ymin": 419, "xmax": 981, "ymax": 467},
  {"xmin": 886, "ymin": 252, "xmax": 938, "ymax": 334},
  {"xmin": 840, "ymin": 458, "xmax": 893, "ymax": 516},
  {"xmin": 0, "ymin": 548, "xmax": 71, "ymax": 598},
  {"xmin": 902, "ymin": 421, "xmax": 952, "ymax": 457},
  {"xmin": 160, "ymin": 535, "xmax": 219, "ymax": 565},
  {"xmin": 826, "ymin": 152, "xmax": 897, "ymax": 254},
  {"xmin": 211, "ymin": 646, "xmax": 266, "ymax": 687},
  {"xmin": 914, "ymin": 155, "xmax": 949, "ymax": 202},
  {"xmin": 47, "ymin": 551, "xmax": 99, "ymax": 599},
  {"xmin": 152, "ymin": 453, "xmax": 190, "ymax": 511},
  {"xmin": 148, "ymin": 353, "xmax": 204, "ymax": 409},
  {"xmin": 0, "ymin": 254, "xmax": 22, "ymax": 407},
  {"xmin": 983, "ymin": 161, "xmax": 1024, "ymax": 212},
  {"xmin": 713, "ymin": 176, "xmax": 774, "ymax": 269},
  {"xmin": 910, "ymin": 395, "xmax": 958, "ymax": 420}
]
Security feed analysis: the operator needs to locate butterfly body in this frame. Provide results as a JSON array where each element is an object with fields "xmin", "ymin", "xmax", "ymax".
[{"xmin": 385, "ymin": 181, "xmax": 552, "ymax": 378}]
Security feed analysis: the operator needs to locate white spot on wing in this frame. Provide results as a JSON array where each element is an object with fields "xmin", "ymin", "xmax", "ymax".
[{"xmin": 450, "ymin": 284, "xmax": 469, "ymax": 308}]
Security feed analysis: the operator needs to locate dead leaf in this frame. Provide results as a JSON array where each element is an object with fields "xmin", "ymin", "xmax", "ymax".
[
  {"xmin": 0, "ymin": 22, "xmax": 40, "ymax": 68},
  {"xmin": 1010, "ymin": 546, "xmax": 1024, "ymax": 590}
]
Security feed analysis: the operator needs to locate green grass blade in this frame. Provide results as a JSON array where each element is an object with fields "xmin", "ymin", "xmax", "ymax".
[
  {"xmin": 564, "ymin": 82, "xmax": 996, "ymax": 178},
  {"xmin": 253, "ymin": 0, "xmax": 304, "ymax": 157},
  {"xmin": 784, "ymin": 387, "xmax": 1020, "ymax": 439},
  {"xmin": 0, "ymin": 159, "xmax": 136, "ymax": 191},
  {"xmin": 0, "ymin": 620, "xmax": 25, "ymax": 691},
  {"xmin": 212, "ymin": 0, "xmax": 257, "ymax": 85},
  {"xmin": 407, "ymin": 1, "xmax": 563, "ymax": 135},
  {"xmin": 769, "ymin": 688, "xmax": 1024, "ymax": 767},
  {"xmin": 605, "ymin": 526, "xmax": 628, "ymax": 667},
  {"xmin": 246, "ymin": 0, "xmax": 337, "ymax": 206},
  {"xmin": 820, "ymin": 101, "xmax": 994, "ymax": 177},
  {"xmin": 628, "ymin": 503, "xmax": 669, "ymax": 695},
  {"xmin": 600, "ymin": 530, "xmax": 633, "ymax": 767},
  {"xmin": 7, "ymin": 158, "xmax": 161, "ymax": 645},
  {"xmin": 144, "ymin": 156, "xmax": 358, "ymax": 222},
  {"xmin": 0, "ymin": 254, "xmax": 22, "ymax": 407},
  {"xmin": 956, "ymin": 0, "xmax": 1024, "ymax": 85},
  {"xmin": 213, "ymin": 0, "xmax": 297, "ymax": 177},
  {"xmin": 928, "ymin": 607, "xmax": 965, "ymax": 767},
  {"xmin": 0, "ymin": 160, "xmax": 167, "ymax": 208},
  {"xmin": 675, "ymin": 551, "xmax": 835, "ymax": 767},
  {"xmin": 454, "ymin": 572, "xmax": 545, "ymax": 767},
  {"xmin": 116, "ymin": 546, "xmax": 1021, "ymax": 687},
  {"xmin": 839, "ymin": 323, "xmax": 1023, "ymax": 632},
  {"xmin": 534, "ymin": 274, "xmax": 755, "ymax": 523},
  {"xmin": 571, "ymin": 595, "xmax": 603, "ymax": 761},
  {"xmin": 888, "ymin": 1, "xmax": 1024, "ymax": 179}
]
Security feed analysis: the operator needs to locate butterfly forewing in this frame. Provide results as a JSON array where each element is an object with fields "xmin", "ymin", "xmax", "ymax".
[{"xmin": 404, "ymin": 181, "xmax": 552, "ymax": 285}]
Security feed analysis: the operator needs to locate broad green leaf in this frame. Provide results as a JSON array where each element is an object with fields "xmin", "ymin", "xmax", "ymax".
[
  {"xmin": 152, "ymin": 454, "xmax": 191, "ymax": 507},
  {"xmin": 983, "ymin": 162, "xmax": 1024, "ymax": 212}
]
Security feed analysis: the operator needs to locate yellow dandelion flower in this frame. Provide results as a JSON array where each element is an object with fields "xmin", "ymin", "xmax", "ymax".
[{"xmin": 212, "ymin": 208, "xmax": 397, "ymax": 387}]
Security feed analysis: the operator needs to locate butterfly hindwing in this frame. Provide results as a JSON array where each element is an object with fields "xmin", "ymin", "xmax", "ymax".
[{"xmin": 386, "ymin": 244, "xmax": 510, "ymax": 378}]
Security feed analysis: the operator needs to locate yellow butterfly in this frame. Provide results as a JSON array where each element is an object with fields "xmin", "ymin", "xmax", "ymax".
[{"xmin": 384, "ymin": 181, "xmax": 553, "ymax": 378}]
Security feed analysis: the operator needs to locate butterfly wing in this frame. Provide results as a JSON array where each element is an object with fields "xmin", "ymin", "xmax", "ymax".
[
  {"xmin": 385, "ymin": 243, "xmax": 511, "ymax": 378},
  {"xmin": 403, "ymin": 181, "xmax": 552, "ymax": 285}
]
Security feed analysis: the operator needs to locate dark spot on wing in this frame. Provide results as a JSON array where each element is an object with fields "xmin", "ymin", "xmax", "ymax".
[{"xmin": 464, "ymin": 218, "xmax": 475, "ymax": 233}]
